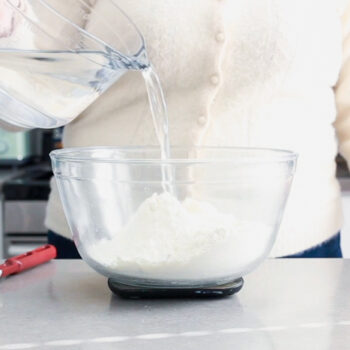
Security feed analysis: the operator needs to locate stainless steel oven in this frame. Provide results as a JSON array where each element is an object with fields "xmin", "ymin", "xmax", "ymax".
[{"xmin": 1, "ymin": 166, "xmax": 52, "ymax": 258}]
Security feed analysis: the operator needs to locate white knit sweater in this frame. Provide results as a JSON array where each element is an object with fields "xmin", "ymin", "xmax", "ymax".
[{"xmin": 20, "ymin": 0, "xmax": 350, "ymax": 256}]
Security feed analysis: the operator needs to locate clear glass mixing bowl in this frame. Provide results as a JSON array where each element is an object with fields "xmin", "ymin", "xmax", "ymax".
[{"xmin": 50, "ymin": 147, "xmax": 297, "ymax": 288}]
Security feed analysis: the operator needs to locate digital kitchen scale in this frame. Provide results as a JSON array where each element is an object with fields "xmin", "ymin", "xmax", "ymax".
[{"xmin": 108, "ymin": 277, "xmax": 244, "ymax": 299}]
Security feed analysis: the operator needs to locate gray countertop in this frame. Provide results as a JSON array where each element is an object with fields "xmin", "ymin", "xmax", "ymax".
[{"xmin": 0, "ymin": 259, "xmax": 349, "ymax": 349}]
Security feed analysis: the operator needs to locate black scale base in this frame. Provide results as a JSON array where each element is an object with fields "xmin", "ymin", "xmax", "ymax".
[{"xmin": 108, "ymin": 277, "xmax": 244, "ymax": 299}]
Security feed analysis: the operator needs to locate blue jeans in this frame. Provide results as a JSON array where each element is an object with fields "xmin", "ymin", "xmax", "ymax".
[
  {"xmin": 47, "ymin": 231, "xmax": 343, "ymax": 259},
  {"xmin": 47, "ymin": 231, "xmax": 81, "ymax": 259},
  {"xmin": 283, "ymin": 233, "xmax": 342, "ymax": 258}
]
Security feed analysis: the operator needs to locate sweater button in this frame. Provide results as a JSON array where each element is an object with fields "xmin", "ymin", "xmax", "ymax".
[
  {"xmin": 197, "ymin": 115, "xmax": 207, "ymax": 126},
  {"xmin": 210, "ymin": 74, "xmax": 219, "ymax": 85},
  {"xmin": 215, "ymin": 32, "xmax": 225, "ymax": 42}
]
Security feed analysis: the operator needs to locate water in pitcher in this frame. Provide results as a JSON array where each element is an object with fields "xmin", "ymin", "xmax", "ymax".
[
  {"xmin": 0, "ymin": 47, "xmax": 173, "ymax": 189},
  {"xmin": 0, "ymin": 49, "xmax": 141, "ymax": 127}
]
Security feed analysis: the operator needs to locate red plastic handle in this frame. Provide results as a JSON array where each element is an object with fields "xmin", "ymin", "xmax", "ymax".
[{"xmin": 0, "ymin": 244, "xmax": 57, "ymax": 278}]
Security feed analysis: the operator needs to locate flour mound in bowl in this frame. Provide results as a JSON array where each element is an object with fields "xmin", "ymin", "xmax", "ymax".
[{"xmin": 87, "ymin": 192, "xmax": 273, "ymax": 280}]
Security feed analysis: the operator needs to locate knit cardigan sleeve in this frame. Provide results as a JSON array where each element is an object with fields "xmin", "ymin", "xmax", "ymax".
[{"xmin": 335, "ymin": 2, "xmax": 350, "ymax": 163}]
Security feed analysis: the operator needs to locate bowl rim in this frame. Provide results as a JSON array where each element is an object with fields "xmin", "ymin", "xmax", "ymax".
[{"xmin": 50, "ymin": 146, "xmax": 298, "ymax": 165}]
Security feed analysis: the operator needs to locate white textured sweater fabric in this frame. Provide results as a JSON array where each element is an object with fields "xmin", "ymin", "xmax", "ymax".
[{"xmin": 43, "ymin": 0, "xmax": 350, "ymax": 257}]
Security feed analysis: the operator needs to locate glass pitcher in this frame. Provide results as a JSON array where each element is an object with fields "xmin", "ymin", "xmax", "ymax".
[{"xmin": 0, "ymin": 0, "xmax": 148, "ymax": 129}]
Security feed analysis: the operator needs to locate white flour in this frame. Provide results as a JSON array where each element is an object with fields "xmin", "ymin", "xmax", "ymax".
[{"xmin": 87, "ymin": 192, "xmax": 273, "ymax": 281}]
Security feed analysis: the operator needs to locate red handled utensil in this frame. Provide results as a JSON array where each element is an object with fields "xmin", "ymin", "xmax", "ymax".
[{"xmin": 0, "ymin": 244, "xmax": 57, "ymax": 278}]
